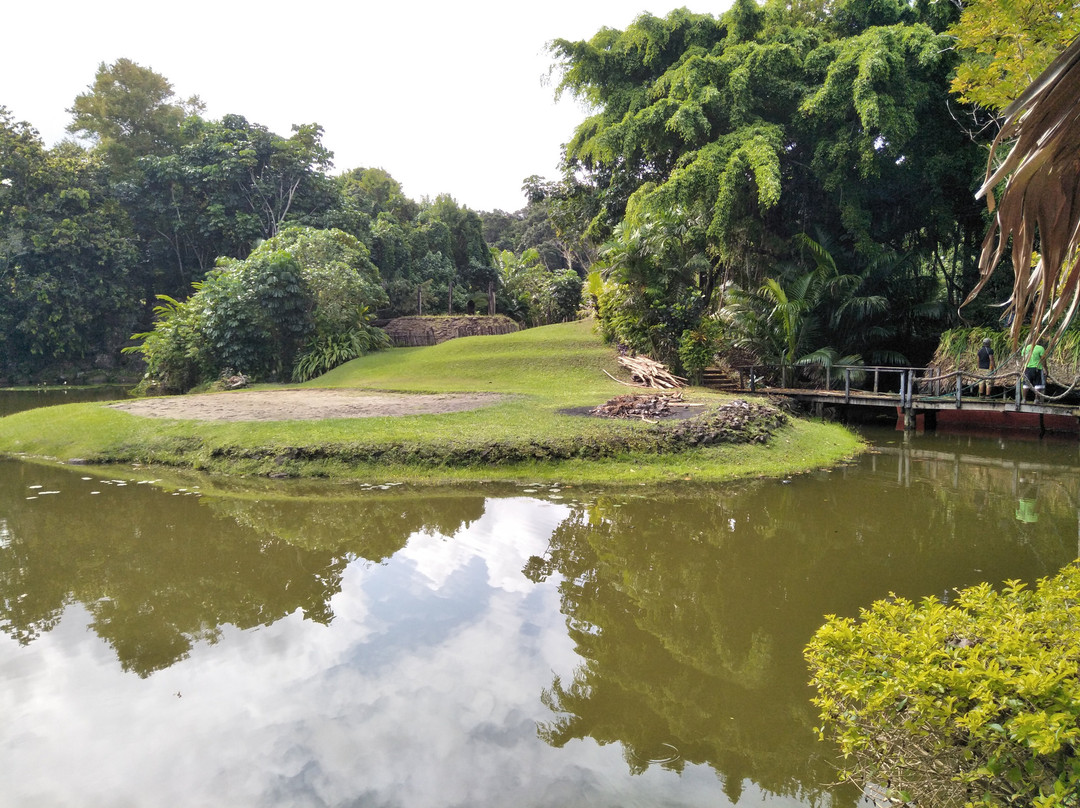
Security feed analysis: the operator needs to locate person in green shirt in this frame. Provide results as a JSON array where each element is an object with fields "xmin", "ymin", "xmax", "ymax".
[{"xmin": 1021, "ymin": 340, "xmax": 1047, "ymax": 401}]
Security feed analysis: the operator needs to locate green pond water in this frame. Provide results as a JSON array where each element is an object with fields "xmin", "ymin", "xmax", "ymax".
[
  {"xmin": 1, "ymin": 393, "xmax": 1078, "ymax": 807},
  {"xmin": 0, "ymin": 385, "xmax": 132, "ymax": 418}
]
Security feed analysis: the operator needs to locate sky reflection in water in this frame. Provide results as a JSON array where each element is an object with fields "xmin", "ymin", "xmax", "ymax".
[
  {"xmin": 0, "ymin": 486, "xmax": 743, "ymax": 807},
  {"xmin": 1, "ymin": 429, "xmax": 1078, "ymax": 807}
]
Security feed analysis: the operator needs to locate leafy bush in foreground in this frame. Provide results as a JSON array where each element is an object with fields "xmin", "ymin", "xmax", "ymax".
[{"xmin": 805, "ymin": 564, "xmax": 1080, "ymax": 807}]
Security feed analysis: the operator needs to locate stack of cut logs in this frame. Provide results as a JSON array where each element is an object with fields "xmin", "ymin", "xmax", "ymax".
[
  {"xmin": 590, "ymin": 392, "xmax": 684, "ymax": 420},
  {"xmin": 608, "ymin": 355, "xmax": 686, "ymax": 389}
]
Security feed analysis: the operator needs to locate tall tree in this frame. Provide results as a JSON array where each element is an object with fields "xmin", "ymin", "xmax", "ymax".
[
  {"xmin": 0, "ymin": 109, "xmax": 136, "ymax": 374},
  {"xmin": 339, "ymin": 166, "xmax": 419, "ymax": 223},
  {"xmin": 522, "ymin": 172, "xmax": 599, "ymax": 272},
  {"xmin": 551, "ymin": 2, "xmax": 977, "ymax": 278},
  {"xmin": 67, "ymin": 58, "xmax": 203, "ymax": 172},
  {"xmin": 550, "ymin": 0, "xmax": 983, "ymax": 362},
  {"xmin": 129, "ymin": 114, "xmax": 338, "ymax": 296}
]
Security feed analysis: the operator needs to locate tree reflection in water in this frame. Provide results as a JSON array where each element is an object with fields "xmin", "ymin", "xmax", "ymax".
[
  {"xmin": 528, "ymin": 439, "xmax": 1080, "ymax": 804},
  {"xmin": 0, "ymin": 460, "xmax": 485, "ymax": 677},
  {"xmin": 0, "ymin": 432, "xmax": 1076, "ymax": 805}
]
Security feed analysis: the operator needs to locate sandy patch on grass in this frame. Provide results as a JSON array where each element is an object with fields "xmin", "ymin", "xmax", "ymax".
[{"xmin": 110, "ymin": 389, "xmax": 505, "ymax": 422}]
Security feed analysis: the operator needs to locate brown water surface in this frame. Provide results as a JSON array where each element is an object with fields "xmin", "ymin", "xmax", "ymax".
[{"xmin": 0, "ymin": 411, "xmax": 1076, "ymax": 806}]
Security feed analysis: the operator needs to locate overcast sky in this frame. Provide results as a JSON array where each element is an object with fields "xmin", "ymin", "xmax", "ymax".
[{"xmin": 2, "ymin": 0, "xmax": 732, "ymax": 213}]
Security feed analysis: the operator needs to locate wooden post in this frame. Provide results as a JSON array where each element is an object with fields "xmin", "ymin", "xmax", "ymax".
[
  {"xmin": 955, "ymin": 371, "xmax": 962, "ymax": 408},
  {"xmin": 844, "ymin": 367, "xmax": 850, "ymax": 404},
  {"xmin": 873, "ymin": 369, "xmax": 880, "ymax": 394},
  {"xmin": 448, "ymin": 280, "xmax": 453, "ymax": 315},
  {"xmin": 488, "ymin": 281, "xmax": 495, "ymax": 315},
  {"xmin": 417, "ymin": 286, "xmax": 423, "ymax": 316},
  {"xmin": 1016, "ymin": 376, "xmax": 1023, "ymax": 411}
]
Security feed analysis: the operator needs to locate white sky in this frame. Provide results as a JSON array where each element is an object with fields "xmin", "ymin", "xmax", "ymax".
[{"xmin": 1, "ymin": 0, "xmax": 731, "ymax": 213}]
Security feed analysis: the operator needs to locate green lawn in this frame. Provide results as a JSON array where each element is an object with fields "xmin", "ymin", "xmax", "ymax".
[{"xmin": 0, "ymin": 320, "xmax": 864, "ymax": 483}]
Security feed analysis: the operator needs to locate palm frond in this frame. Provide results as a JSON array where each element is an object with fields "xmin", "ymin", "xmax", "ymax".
[{"xmin": 965, "ymin": 36, "xmax": 1080, "ymax": 350}]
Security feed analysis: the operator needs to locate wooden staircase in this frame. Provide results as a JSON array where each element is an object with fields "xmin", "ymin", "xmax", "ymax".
[{"xmin": 700, "ymin": 367, "xmax": 742, "ymax": 392}]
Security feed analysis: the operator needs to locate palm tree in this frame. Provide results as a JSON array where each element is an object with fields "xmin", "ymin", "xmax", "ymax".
[
  {"xmin": 724, "ymin": 235, "xmax": 867, "ymax": 387},
  {"xmin": 964, "ymin": 36, "xmax": 1080, "ymax": 349}
]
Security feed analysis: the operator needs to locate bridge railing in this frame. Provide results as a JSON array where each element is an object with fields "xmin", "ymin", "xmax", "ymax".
[{"xmin": 735, "ymin": 364, "xmax": 1031, "ymax": 409}]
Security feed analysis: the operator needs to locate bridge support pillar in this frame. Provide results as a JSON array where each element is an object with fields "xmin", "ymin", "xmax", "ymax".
[{"xmin": 904, "ymin": 408, "xmax": 916, "ymax": 431}]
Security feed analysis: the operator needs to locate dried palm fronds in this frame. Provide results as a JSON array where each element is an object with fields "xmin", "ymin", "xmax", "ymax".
[{"xmin": 964, "ymin": 36, "xmax": 1080, "ymax": 351}]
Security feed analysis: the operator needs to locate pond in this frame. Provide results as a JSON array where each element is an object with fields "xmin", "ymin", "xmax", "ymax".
[
  {"xmin": 0, "ymin": 384, "xmax": 132, "ymax": 418},
  {"xmin": 1, "ymin": 395, "xmax": 1077, "ymax": 806}
]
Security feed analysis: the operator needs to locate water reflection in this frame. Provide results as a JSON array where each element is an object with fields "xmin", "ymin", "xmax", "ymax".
[
  {"xmin": 0, "ymin": 460, "xmax": 485, "ymax": 676},
  {"xmin": 0, "ymin": 429, "xmax": 1076, "ymax": 806},
  {"xmin": 526, "ymin": 430, "xmax": 1078, "ymax": 803},
  {"xmin": 0, "ymin": 385, "xmax": 130, "ymax": 417}
]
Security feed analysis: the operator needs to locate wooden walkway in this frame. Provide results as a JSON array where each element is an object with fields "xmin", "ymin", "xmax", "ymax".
[{"xmin": 714, "ymin": 364, "xmax": 1080, "ymax": 432}]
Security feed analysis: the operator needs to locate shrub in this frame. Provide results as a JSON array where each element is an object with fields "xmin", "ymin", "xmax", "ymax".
[
  {"xmin": 292, "ymin": 310, "xmax": 391, "ymax": 382},
  {"xmin": 128, "ymin": 294, "xmax": 213, "ymax": 394},
  {"xmin": 127, "ymin": 226, "xmax": 389, "ymax": 391},
  {"xmin": 805, "ymin": 564, "xmax": 1080, "ymax": 807},
  {"xmin": 678, "ymin": 318, "xmax": 724, "ymax": 383}
]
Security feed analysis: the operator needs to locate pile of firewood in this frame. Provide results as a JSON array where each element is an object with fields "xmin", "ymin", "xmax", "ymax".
[
  {"xmin": 606, "ymin": 355, "xmax": 686, "ymax": 389},
  {"xmin": 591, "ymin": 393, "xmax": 685, "ymax": 421}
]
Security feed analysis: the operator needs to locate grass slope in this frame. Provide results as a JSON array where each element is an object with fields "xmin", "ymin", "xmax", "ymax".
[{"xmin": 0, "ymin": 320, "xmax": 863, "ymax": 483}]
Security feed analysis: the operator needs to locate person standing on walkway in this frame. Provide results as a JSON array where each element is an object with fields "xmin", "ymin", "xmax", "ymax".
[
  {"xmin": 976, "ymin": 338, "xmax": 995, "ymax": 397},
  {"xmin": 1021, "ymin": 340, "xmax": 1047, "ymax": 402}
]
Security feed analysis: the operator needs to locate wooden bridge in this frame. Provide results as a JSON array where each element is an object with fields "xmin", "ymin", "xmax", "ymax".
[{"xmin": 712, "ymin": 364, "xmax": 1080, "ymax": 434}]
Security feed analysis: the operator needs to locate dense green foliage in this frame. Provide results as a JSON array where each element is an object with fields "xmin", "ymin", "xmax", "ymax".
[
  {"xmin": 591, "ymin": 207, "xmax": 712, "ymax": 367},
  {"xmin": 67, "ymin": 58, "xmax": 203, "ymax": 172},
  {"xmin": 949, "ymin": 0, "xmax": 1080, "ymax": 112},
  {"xmin": 548, "ymin": 0, "xmax": 994, "ymax": 369},
  {"xmin": 0, "ymin": 109, "xmax": 136, "ymax": 375},
  {"xmin": 3, "ymin": 3, "xmax": 1076, "ymax": 382},
  {"xmin": 3, "ymin": 59, "xmax": 565, "ymax": 382},
  {"xmin": 129, "ymin": 226, "xmax": 388, "ymax": 391},
  {"xmin": 805, "ymin": 565, "xmax": 1080, "ymax": 807},
  {"xmin": 492, "ymin": 248, "xmax": 583, "ymax": 326}
]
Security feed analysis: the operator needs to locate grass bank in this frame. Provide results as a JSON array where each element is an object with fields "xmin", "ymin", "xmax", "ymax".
[{"xmin": 0, "ymin": 320, "xmax": 864, "ymax": 484}]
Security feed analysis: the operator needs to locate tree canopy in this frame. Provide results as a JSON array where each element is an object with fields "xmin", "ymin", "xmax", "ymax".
[
  {"xmin": 67, "ymin": 58, "xmax": 203, "ymax": 172},
  {"xmin": 0, "ymin": 109, "xmax": 136, "ymax": 375},
  {"xmin": 4, "ymin": 6, "xmax": 1078, "ymax": 384},
  {"xmin": 949, "ymin": 0, "xmax": 1080, "ymax": 113},
  {"xmin": 547, "ymin": 0, "xmax": 985, "ymax": 371}
]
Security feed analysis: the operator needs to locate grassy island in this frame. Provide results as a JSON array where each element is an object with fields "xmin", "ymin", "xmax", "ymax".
[{"xmin": 0, "ymin": 321, "xmax": 863, "ymax": 484}]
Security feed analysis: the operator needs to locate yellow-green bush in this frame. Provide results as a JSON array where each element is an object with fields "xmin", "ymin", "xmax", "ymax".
[{"xmin": 805, "ymin": 564, "xmax": 1080, "ymax": 807}]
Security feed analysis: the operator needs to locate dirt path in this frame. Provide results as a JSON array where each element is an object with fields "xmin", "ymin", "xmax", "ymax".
[{"xmin": 110, "ymin": 390, "xmax": 505, "ymax": 422}]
